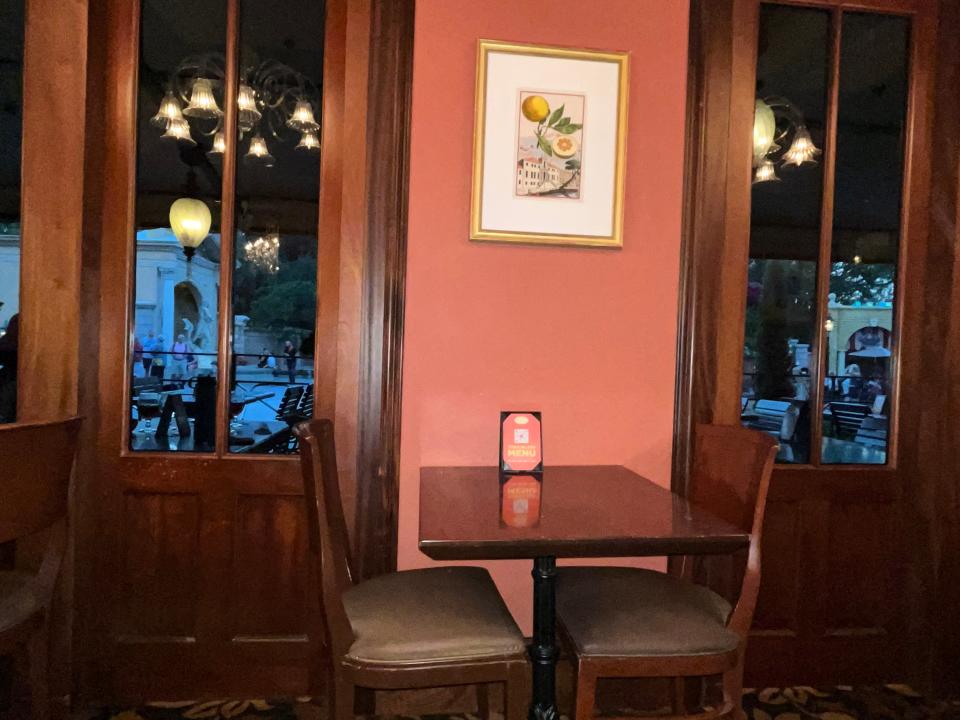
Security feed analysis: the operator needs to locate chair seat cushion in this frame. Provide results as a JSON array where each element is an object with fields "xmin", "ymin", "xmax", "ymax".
[
  {"xmin": 342, "ymin": 566, "xmax": 526, "ymax": 665},
  {"xmin": 556, "ymin": 567, "xmax": 738, "ymax": 658},
  {"xmin": 0, "ymin": 570, "xmax": 42, "ymax": 637}
]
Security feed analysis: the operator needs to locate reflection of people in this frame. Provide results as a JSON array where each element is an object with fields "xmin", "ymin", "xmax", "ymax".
[
  {"xmin": 0, "ymin": 313, "xmax": 19, "ymax": 423},
  {"xmin": 283, "ymin": 340, "xmax": 297, "ymax": 384},
  {"xmin": 142, "ymin": 330, "xmax": 159, "ymax": 374},
  {"xmin": 792, "ymin": 366, "xmax": 810, "ymax": 401},
  {"xmin": 841, "ymin": 364, "xmax": 862, "ymax": 401},
  {"xmin": 257, "ymin": 347, "xmax": 271, "ymax": 369},
  {"xmin": 170, "ymin": 333, "xmax": 192, "ymax": 381},
  {"xmin": 151, "ymin": 335, "xmax": 166, "ymax": 379}
]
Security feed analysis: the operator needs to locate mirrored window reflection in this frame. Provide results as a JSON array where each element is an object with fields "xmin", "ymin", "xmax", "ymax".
[
  {"xmin": 227, "ymin": 0, "xmax": 323, "ymax": 454},
  {"xmin": 821, "ymin": 13, "xmax": 908, "ymax": 465},
  {"xmin": 741, "ymin": 5, "xmax": 830, "ymax": 464},
  {"xmin": 129, "ymin": 0, "xmax": 226, "ymax": 452},
  {"xmin": 0, "ymin": 0, "xmax": 24, "ymax": 424}
]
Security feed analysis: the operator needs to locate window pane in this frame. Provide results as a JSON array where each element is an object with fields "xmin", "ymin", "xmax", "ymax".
[
  {"xmin": 227, "ymin": 0, "xmax": 323, "ymax": 454},
  {"xmin": 129, "ymin": 0, "xmax": 227, "ymax": 452},
  {"xmin": 742, "ymin": 5, "xmax": 830, "ymax": 464},
  {"xmin": 0, "ymin": 0, "xmax": 24, "ymax": 424},
  {"xmin": 821, "ymin": 13, "xmax": 908, "ymax": 465}
]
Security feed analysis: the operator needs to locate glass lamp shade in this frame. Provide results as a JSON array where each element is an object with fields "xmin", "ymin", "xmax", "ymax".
[
  {"xmin": 287, "ymin": 99, "xmax": 320, "ymax": 132},
  {"xmin": 781, "ymin": 126, "xmax": 821, "ymax": 167},
  {"xmin": 753, "ymin": 98, "xmax": 777, "ymax": 167},
  {"xmin": 183, "ymin": 78, "xmax": 222, "ymax": 119},
  {"xmin": 169, "ymin": 198, "xmax": 212, "ymax": 257},
  {"xmin": 162, "ymin": 116, "xmax": 196, "ymax": 146},
  {"xmin": 237, "ymin": 84, "xmax": 262, "ymax": 132},
  {"xmin": 151, "ymin": 91, "xmax": 183, "ymax": 128},
  {"xmin": 207, "ymin": 130, "xmax": 226, "ymax": 157},
  {"xmin": 753, "ymin": 159, "xmax": 780, "ymax": 184},
  {"xmin": 245, "ymin": 134, "xmax": 275, "ymax": 166},
  {"xmin": 295, "ymin": 130, "xmax": 320, "ymax": 152}
]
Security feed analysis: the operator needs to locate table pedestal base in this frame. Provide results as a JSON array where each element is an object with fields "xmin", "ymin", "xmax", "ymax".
[{"xmin": 529, "ymin": 556, "xmax": 558, "ymax": 720}]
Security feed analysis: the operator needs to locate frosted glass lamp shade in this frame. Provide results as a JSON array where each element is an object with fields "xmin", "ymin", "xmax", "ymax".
[
  {"xmin": 245, "ymin": 134, "xmax": 275, "ymax": 166},
  {"xmin": 287, "ymin": 99, "xmax": 320, "ymax": 132},
  {"xmin": 207, "ymin": 130, "xmax": 226, "ymax": 157},
  {"xmin": 151, "ymin": 91, "xmax": 183, "ymax": 128},
  {"xmin": 753, "ymin": 98, "xmax": 777, "ymax": 167},
  {"xmin": 162, "ymin": 117, "xmax": 196, "ymax": 146},
  {"xmin": 183, "ymin": 78, "xmax": 222, "ymax": 119},
  {"xmin": 295, "ymin": 130, "xmax": 320, "ymax": 152},
  {"xmin": 169, "ymin": 198, "xmax": 212, "ymax": 259},
  {"xmin": 237, "ymin": 84, "xmax": 262, "ymax": 132}
]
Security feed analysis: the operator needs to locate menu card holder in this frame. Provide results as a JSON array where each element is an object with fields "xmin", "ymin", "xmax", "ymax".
[{"xmin": 499, "ymin": 411, "xmax": 543, "ymax": 474}]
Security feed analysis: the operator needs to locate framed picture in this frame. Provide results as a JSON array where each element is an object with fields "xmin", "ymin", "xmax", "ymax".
[{"xmin": 471, "ymin": 40, "xmax": 629, "ymax": 248}]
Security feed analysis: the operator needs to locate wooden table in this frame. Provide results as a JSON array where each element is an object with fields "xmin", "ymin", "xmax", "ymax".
[{"xmin": 419, "ymin": 465, "xmax": 749, "ymax": 720}]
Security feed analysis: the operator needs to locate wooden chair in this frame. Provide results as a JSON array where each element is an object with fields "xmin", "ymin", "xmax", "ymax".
[
  {"xmin": 0, "ymin": 417, "xmax": 82, "ymax": 720},
  {"xmin": 555, "ymin": 424, "xmax": 777, "ymax": 720},
  {"xmin": 294, "ymin": 419, "xmax": 530, "ymax": 720}
]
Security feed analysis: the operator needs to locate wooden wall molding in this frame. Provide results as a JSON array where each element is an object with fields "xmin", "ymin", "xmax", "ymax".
[{"xmin": 355, "ymin": 0, "xmax": 415, "ymax": 582}]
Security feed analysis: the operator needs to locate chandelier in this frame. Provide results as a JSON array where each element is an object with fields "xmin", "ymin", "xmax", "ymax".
[
  {"xmin": 752, "ymin": 96, "xmax": 821, "ymax": 184},
  {"xmin": 243, "ymin": 231, "xmax": 280, "ymax": 273},
  {"xmin": 150, "ymin": 53, "xmax": 321, "ymax": 166}
]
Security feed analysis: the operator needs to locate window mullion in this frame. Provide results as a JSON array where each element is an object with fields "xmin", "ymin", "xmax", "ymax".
[
  {"xmin": 810, "ymin": 6, "xmax": 843, "ymax": 467},
  {"xmin": 214, "ymin": 0, "xmax": 240, "ymax": 456}
]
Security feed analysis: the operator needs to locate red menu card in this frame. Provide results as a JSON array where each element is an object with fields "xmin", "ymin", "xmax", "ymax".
[{"xmin": 500, "ymin": 411, "xmax": 543, "ymax": 473}]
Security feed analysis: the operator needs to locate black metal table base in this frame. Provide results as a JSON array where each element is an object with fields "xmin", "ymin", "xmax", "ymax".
[{"xmin": 529, "ymin": 556, "xmax": 559, "ymax": 720}]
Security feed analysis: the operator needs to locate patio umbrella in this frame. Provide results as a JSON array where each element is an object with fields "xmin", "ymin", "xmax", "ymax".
[{"xmin": 849, "ymin": 346, "xmax": 892, "ymax": 358}]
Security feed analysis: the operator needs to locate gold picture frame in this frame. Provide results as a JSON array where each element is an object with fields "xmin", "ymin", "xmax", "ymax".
[{"xmin": 470, "ymin": 39, "xmax": 629, "ymax": 248}]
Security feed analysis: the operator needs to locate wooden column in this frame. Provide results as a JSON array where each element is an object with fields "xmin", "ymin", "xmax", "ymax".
[
  {"xmin": 16, "ymin": 0, "xmax": 89, "ymax": 713},
  {"xmin": 17, "ymin": 0, "xmax": 88, "ymax": 422},
  {"xmin": 354, "ymin": 0, "xmax": 415, "ymax": 581},
  {"xmin": 906, "ymin": 0, "xmax": 960, "ymax": 695}
]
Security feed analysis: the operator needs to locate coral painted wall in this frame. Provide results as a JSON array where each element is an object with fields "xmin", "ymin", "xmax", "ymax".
[{"xmin": 398, "ymin": 0, "xmax": 690, "ymax": 632}]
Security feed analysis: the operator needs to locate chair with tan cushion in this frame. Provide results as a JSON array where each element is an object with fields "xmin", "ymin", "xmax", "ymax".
[
  {"xmin": 0, "ymin": 417, "xmax": 82, "ymax": 720},
  {"xmin": 295, "ymin": 419, "xmax": 530, "ymax": 720},
  {"xmin": 556, "ymin": 424, "xmax": 777, "ymax": 720}
]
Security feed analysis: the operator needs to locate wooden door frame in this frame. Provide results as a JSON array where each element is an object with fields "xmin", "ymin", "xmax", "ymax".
[
  {"xmin": 74, "ymin": 0, "xmax": 414, "ymax": 700},
  {"xmin": 675, "ymin": 0, "xmax": 958, "ymax": 693}
]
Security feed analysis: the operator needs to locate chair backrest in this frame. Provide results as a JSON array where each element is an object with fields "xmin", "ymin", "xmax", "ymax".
[
  {"xmin": 0, "ymin": 417, "xmax": 82, "ymax": 545},
  {"xmin": 298, "ymin": 384, "xmax": 314, "ymax": 418},
  {"xmin": 688, "ymin": 424, "xmax": 777, "ymax": 638},
  {"xmin": 829, "ymin": 402, "xmax": 871, "ymax": 435},
  {"xmin": 295, "ymin": 419, "xmax": 355, "ymax": 658},
  {"xmin": 276, "ymin": 386, "xmax": 305, "ymax": 420}
]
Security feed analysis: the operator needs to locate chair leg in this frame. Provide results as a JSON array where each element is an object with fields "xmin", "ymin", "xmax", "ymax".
[
  {"xmin": 477, "ymin": 683, "xmax": 490, "ymax": 720},
  {"xmin": 332, "ymin": 671, "xmax": 356, "ymax": 720},
  {"xmin": 672, "ymin": 677, "xmax": 686, "ymax": 716},
  {"xmin": 355, "ymin": 687, "xmax": 376, "ymax": 716},
  {"xmin": 721, "ymin": 661, "xmax": 746, "ymax": 720},
  {"xmin": 27, "ymin": 622, "xmax": 50, "ymax": 720},
  {"xmin": 505, "ymin": 662, "xmax": 530, "ymax": 720},
  {"xmin": 573, "ymin": 664, "xmax": 596, "ymax": 720}
]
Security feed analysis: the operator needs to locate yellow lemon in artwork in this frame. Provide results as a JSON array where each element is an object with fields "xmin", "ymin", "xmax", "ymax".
[
  {"xmin": 551, "ymin": 135, "xmax": 578, "ymax": 158},
  {"xmin": 521, "ymin": 95, "xmax": 550, "ymax": 122}
]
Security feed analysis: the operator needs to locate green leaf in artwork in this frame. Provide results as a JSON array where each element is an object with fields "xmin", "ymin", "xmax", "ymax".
[
  {"xmin": 537, "ymin": 134, "xmax": 553, "ymax": 156},
  {"xmin": 548, "ymin": 105, "xmax": 565, "ymax": 126},
  {"xmin": 558, "ymin": 123, "xmax": 582, "ymax": 134},
  {"xmin": 565, "ymin": 159, "xmax": 581, "ymax": 170}
]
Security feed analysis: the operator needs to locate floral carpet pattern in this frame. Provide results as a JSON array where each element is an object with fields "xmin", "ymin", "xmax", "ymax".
[{"xmin": 83, "ymin": 686, "xmax": 960, "ymax": 720}]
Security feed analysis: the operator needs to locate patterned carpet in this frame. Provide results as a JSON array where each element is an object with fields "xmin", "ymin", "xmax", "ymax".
[{"xmin": 82, "ymin": 686, "xmax": 960, "ymax": 720}]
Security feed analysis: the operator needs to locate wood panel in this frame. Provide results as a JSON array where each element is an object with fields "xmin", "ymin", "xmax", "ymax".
[
  {"xmin": 231, "ymin": 495, "xmax": 309, "ymax": 638},
  {"xmin": 116, "ymin": 493, "xmax": 201, "ymax": 640}
]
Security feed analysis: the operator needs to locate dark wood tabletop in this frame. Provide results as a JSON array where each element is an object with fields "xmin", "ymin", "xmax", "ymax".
[{"xmin": 419, "ymin": 465, "xmax": 750, "ymax": 560}]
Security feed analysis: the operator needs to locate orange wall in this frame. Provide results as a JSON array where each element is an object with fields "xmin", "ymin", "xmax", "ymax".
[{"xmin": 398, "ymin": 0, "xmax": 690, "ymax": 631}]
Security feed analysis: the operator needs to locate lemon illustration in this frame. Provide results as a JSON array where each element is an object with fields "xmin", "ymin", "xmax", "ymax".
[
  {"xmin": 551, "ymin": 135, "xmax": 578, "ymax": 158},
  {"xmin": 521, "ymin": 95, "xmax": 550, "ymax": 122}
]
